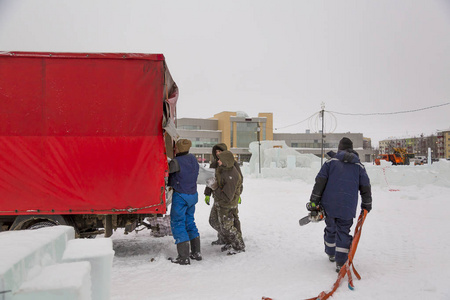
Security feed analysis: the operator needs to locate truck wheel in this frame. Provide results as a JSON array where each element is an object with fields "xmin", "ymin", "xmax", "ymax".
[{"xmin": 27, "ymin": 221, "xmax": 57, "ymax": 230}]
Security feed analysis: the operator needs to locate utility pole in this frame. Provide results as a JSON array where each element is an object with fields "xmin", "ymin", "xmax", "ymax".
[
  {"xmin": 245, "ymin": 117, "xmax": 262, "ymax": 174},
  {"xmin": 320, "ymin": 102, "xmax": 325, "ymax": 166},
  {"xmin": 257, "ymin": 123, "xmax": 261, "ymax": 174}
]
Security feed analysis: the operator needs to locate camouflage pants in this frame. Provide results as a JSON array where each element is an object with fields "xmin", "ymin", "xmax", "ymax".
[{"xmin": 209, "ymin": 203, "xmax": 245, "ymax": 250}]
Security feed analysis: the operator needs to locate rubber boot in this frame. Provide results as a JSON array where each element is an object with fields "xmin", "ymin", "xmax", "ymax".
[
  {"xmin": 221, "ymin": 244, "xmax": 232, "ymax": 252},
  {"xmin": 227, "ymin": 248, "xmax": 245, "ymax": 255},
  {"xmin": 336, "ymin": 261, "xmax": 344, "ymax": 273},
  {"xmin": 171, "ymin": 241, "xmax": 190, "ymax": 265},
  {"xmin": 211, "ymin": 234, "xmax": 226, "ymax": 245},
  {"xmin": 189, "ymin": 236, "xmax": 202, "ymax": 261},
  {"xmin": 227, "ymin": 238, "xmax": 245, "ymax": 255}
]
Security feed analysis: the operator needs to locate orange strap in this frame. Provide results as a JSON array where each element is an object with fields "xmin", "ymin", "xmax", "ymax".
[
  {"xmin": 305, "ymin": 209, "xmax": 368, "ymax": 300},
  {"xmin": 263, "ymin": 211, "xmax": 368, "ymax": 300}
]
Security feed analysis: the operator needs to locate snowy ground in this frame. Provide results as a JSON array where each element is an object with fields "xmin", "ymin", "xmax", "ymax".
[{"xmin": 110, "ymin": 163, "xmax": 450, "ymax": 300}]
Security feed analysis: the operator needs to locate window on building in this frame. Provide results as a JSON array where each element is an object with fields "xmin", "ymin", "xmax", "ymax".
[
  {"xmin": 191, "ymin": 138, "xmax": 219, "ymax": 148},
  {"xmin": 236, "ymin": 122, "xmax": 259, "ymax": 148},
  {"xmin": 324, "ymin": 142, "xmax": 339, "ymax": 148},
  {"xmin": 230, "ymin": 122, "xmax": 234, "ymax": 148},
  {"xmin": 298, "ymin": 142, "xmax": 315, "ymax": 148},
  {"xmin": 179, "ymin": 125, "xmax": 201, "ymax": 130}
]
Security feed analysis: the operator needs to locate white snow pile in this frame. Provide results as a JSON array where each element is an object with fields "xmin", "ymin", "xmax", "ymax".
[
  {"xmin": 246, "ymin": 140, "xmax": 450, "ymax": 188},
  {"xmin": 367, "ymin": 159, "xmax": 450, "ymax": 188}
]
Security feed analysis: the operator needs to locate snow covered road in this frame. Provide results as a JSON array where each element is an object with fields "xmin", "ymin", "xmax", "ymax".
[{"xmin": 110, "ymin": 175, "xmax": 450, "ymax": 300}]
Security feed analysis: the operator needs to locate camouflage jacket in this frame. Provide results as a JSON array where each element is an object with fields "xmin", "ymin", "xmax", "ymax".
[{"xmin": 213, "ymin": 151, "xmax": 242, "ymax": 208}]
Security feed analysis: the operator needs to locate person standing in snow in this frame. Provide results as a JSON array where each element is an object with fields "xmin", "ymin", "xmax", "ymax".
[
  {"xmin": 204, "ymin": 143, "xmax": 243, "ymax": 245},
  {"xmin": 209, "ymin": 150, "xmax": 245, "ymax": 255},
  {"xmin": 307, "ymin": 137, "xmax": 372, "ymax": 272},
  {"xmin": 168, "ymin": 139, "xmax": 201, "ymax": 265}
]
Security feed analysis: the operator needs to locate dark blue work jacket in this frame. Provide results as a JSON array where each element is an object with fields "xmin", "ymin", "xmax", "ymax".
[{"xmin": 316, "ymin": 150, "xmax": 371, "ymax": 219}]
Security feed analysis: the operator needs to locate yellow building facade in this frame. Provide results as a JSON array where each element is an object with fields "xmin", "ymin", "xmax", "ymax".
[{"xmin": 212, "ymin": 111, "xmax": 273, "ymax": 150}]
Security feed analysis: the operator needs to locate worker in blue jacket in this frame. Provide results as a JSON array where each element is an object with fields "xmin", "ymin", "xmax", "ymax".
[
  {"xmin": 307, "ymin": 137, "xmax": 372, "ymax": 272},
  {"xmin": 168, "ymin": 139, "xmax": 200, "ymax": 265}
]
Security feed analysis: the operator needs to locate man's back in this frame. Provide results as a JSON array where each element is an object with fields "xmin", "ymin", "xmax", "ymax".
[{"xmin": 319, "ymin": 150, "xmax": 370, "ymax": 219}]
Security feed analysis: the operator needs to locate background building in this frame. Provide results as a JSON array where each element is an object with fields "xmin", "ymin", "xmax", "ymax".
[
  {"xmin": 177, "ymin": 111, "xmax": 374, "ymax": 163},
  {"xmin": 273, "ymin": 132, "xmax": 373, "ymax": 162},
  {"xmin": 438, "ymin": 129, "xmax": 450, "ymax": 159},
  {"xmin": 378, "ymin": 131, "xmax": 448, "ymax": 160}
]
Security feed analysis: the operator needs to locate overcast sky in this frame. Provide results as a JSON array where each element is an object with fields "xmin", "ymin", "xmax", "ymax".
[{"xmin": 1, "ymin": 0, "xmax": 449, "ymax": 145}]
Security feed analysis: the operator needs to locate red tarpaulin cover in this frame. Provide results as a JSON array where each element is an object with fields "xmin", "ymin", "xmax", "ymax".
[{"xmin": 0, "ymin": 52, "xmax": 173, "ymax": 215}]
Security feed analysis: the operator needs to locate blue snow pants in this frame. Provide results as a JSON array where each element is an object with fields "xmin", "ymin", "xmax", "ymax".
[
  {"xmin": 170, "ymin": 191, "xmax": 199, "ymax": 244},
  {"xmin": 324, "ymin": 217, "xmax": 354, "ymax": 265}
]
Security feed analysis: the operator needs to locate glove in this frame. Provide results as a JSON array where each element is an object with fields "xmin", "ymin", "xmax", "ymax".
[
  {"xmin": 306, "ymin": 202, "xmax": 320, "ymax": 217},
  {"xmin": 361, "ymin": 202, "xmax": 371, "ymax": 213},
  {"xmin": 238, "ymin": 197, "xmax": 241, "ymax": 204},
  {"xmin": 306, "ymin": 201, "xmax": 319, "ymax": 212},
  {"xmin": 205, "ymin": 196, "xmax": 210, "ymax": 205}
]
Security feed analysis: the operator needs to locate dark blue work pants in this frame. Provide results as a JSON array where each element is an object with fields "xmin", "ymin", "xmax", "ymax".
[{"xmin": 324, "ymin": 217, "xmax": 354, "ymax": 265}]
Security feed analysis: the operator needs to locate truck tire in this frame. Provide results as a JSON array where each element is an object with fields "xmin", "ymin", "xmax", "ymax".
[
  {"xmin": 27, "ymin": 220, "xmax": 57, "ymax": 230},
  {"xmin": 10, "ymin": 215, "xmax": 67, "ymax": 231}
]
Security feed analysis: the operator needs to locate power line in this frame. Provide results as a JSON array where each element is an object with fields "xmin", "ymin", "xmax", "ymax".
[
  {"xmin": 274, "ymin": 111, "xmax": 319, "ymax": 130},
  {"xmin": 328, "ymin": 102, "xmax": 450, "ymax": 116},
  {"xmin": 275, "ymin": 102, "xmax": 449, "ymax": 131}
]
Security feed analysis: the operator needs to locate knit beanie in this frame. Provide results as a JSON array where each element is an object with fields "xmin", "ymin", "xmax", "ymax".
[
  {"xmin": 176, "ymin": 139, "xmax": 192, "ymax": 153},
  {"xmin": 338, "ymin": 137, "xmax": 353, "ymax": 151}
]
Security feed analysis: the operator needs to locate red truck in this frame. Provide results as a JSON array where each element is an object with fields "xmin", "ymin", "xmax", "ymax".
[{"xmin": 0, "ymin": 51, "xmax": 179, "ymax": 237}]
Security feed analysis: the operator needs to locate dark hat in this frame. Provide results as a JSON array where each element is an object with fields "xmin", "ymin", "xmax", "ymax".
[
  {"xmin": 338, "ymin": 137, "xmax": 353, "ymax": 151},
  {"xmin": 176, "ymin": 139, "xmax": 192, "ymax": 153}
]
